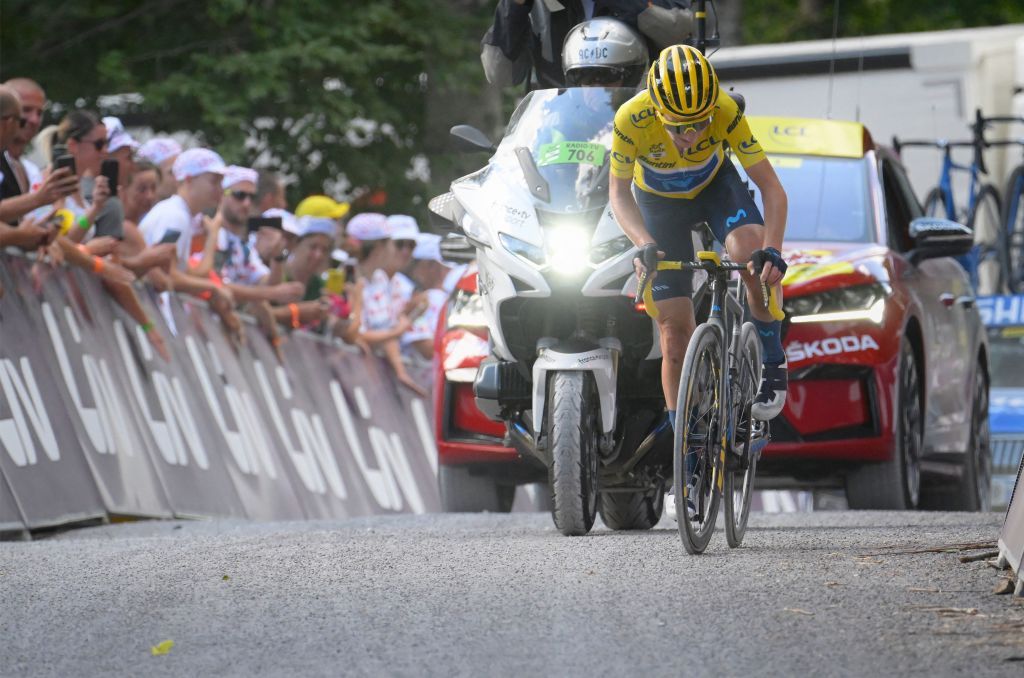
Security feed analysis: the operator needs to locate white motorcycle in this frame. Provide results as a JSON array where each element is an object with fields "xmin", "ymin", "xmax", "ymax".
[{"xmin": 431, "ymin": 87, "xmax": 675, "ymax": 536}]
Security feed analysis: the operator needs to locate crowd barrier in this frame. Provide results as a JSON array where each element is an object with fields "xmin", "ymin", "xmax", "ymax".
[{"xmin": 0, "ymin": 253, "xmax": 441, "ymax": 537}]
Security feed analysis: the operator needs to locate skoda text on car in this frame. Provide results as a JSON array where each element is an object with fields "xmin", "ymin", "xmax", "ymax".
[
  {"xmin": 977, "ymin": 295, "xmax": 1024, "ymax": 509},
  {"xmin": 740, "ymin": 116, "xmax": 990, "ymax": 510}
]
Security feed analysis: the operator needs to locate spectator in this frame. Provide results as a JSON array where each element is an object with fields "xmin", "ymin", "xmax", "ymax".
[
  {"xmin": 117, "ymin": 161, "xmax": 176, "ymax": 277},
  {"xmin": 137, "ymin": 147, "xmax": 241, "ymax": 336},
  {"xmin": 102, "ymin": 116, "xmax": 139, "ymax": 189},
  {"xmin": 253, "ymin": 206, "xmax": 299, "ymax": 284},
  {"xmin": 401, "ymin": 233, "xmax": 452, "ymax": 360},
  {"xmin": 0, "ymin": 86, "xmax": 51, "ymax": 248},
  {"xmin": 137, "ymin": 137, "xmax": 182, "ymax": 201},
  {"xmin": 272, "ymin": 215, "xmax": 335, "ymax": 330},
  {"xmin": 348, "ymin": 212, "xmax": 425, "ymax": 395},
  {"xmin": 0, "ymin": 83, "xmax": 77, "ymax": 226},
  {"xmin": 256, "ymin": 169, "xmax": 287, "ymax": 213},
  {"xmin": 46, "ymin": 110, "xmax": 119, "ymax": 242},
  {"xmin": 387, "ymin": 214, "xmax": 421, "ymax": 311},
  {"xmin": 207, "ymin": 165, "xmax": 303, "ymax": 304}
]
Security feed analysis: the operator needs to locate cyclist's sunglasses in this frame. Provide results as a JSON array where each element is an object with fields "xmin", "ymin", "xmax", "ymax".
[
  {"xmin": 659, "ymin": 113, "xmax": 713, "ymax": 136},
  {"xmin": 225, "ymin": 190, "xmax": 257, "ymax": 202}
]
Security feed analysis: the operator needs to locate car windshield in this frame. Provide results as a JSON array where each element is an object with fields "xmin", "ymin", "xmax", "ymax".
[
  {"xmin": 493, "ymin": 87, "xmax": 637, "ymax": 214},
  {"xmin": 987, "ymin": 327, "xmax": 1024, "ymax": 388},
  {"xmin": 734, "ymin": 155, "xmax": 873, "ymax": 243}
]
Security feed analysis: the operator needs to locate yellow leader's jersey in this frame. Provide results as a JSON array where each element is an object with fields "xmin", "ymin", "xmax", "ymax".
[{"xmin": 610, "ymin": 89, "xmax": 767, "ymax": 199}]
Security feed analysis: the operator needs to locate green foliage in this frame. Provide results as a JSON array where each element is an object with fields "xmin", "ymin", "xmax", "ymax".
[{"xmin": 0, "ymin": 0, "xmax": 494, "ymax": 215}]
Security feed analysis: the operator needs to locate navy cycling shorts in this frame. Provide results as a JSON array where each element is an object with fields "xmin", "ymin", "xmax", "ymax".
[{"xmin": 635, "ymin": 161, "xmax": 763, "ymax": 301}]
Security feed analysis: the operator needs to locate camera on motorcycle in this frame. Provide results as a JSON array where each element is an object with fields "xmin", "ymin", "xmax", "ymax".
[{"xmin": 449, "ymin": 125, "xmax": 496, "ymax": 154}]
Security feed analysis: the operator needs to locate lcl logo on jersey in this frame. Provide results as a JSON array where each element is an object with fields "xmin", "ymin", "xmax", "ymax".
[{"xmin": 631, "ymin": 108, "xmax": 656, "ymax": 128}]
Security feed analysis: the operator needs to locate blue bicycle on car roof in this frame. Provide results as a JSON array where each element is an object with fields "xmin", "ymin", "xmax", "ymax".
[{"xmin": 894, "ymin": 109, "xmax": 1011, "ymax": 295}]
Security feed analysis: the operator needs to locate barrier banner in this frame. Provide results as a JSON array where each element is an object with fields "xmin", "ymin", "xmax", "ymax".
[
  {"xmin": 998, "ymin": 453, "xmax": 1024, "ymax": 590},
  {"xmin": 0, "ymin": 467, "xmax": 25, "ymax": 533},
  {"xmin": 0, "ymin": 252, "xmax": 442, "ymax": 532},
  {"xmin": 0, "ymin": 260, "xmax": 107, "ymax": 528}
]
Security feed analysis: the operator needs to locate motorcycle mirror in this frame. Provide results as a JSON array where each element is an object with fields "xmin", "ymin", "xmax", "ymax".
[{"xmin": 450, "ymin": 125, "xmax": 496, "ymax": 154}]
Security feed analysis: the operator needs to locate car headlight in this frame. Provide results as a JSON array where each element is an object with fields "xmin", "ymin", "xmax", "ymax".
[
  {"xmin": 447, "ymin": 290, "xmax": 488, "ymax": 329},
  {"xmin": 785, "ymin": 283, "xmax": 889, "ymax": 324},
  {"xmin": 589, "ymin": 236, "xmax": 634, "ymax": 264},
  {"xmin": 545, "ymin": 225, "xmax": 591, "ymax": 275},
  {"xmin": 499, "ymin": 233, "xmax": 545, "ymax": 267}
]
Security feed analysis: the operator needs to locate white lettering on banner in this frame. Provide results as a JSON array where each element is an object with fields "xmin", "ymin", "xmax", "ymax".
[
  {"xmin": 330, "ymin": 381, "xmax": 425, "ymax": 513},
  {"xmin": 785, "ymin": 334, "xmax": 880, "ymax": 363},
  {"xmin": 977, "ymin": 295, "xmax": 1024, "ymax": 326},
  {"xmin": 410, "ymin": 398, "xmax": 438, "ymax": 476},
  {"xmin": 113, "ymin": 320, "xmax": 209, "ymax": 468},
  {"xmin": 185, "ymin": 337, "xmax": 277, "ymax": 478},
  {"xmin": 42, "ymin": 303, "xmax": 134, "ymax": 457},
  {"xmin": 252, "ymin": 360, "xmax": 347, "ymax": 499},
  {"xmin": 0, "ymin": 358, "xmax": 59, "ymax": 466}
]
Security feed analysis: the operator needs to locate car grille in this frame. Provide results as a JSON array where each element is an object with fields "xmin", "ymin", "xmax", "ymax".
[{"xmin": 992, "ymin": 435, "xmax": 1024, "ymax": 476}]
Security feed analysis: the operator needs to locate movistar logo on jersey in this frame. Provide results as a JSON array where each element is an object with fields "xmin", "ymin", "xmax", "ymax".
[
  {"xmin": 630, "ymin": 108, "xmax": 657, "ymax": 128},
  {"xmin": 641, "ymin": 154, "xmax": 719, "ymax": 194},
  {"xmin": 726, "ymin": 209, "xmax": 747, "ymax": 228}
]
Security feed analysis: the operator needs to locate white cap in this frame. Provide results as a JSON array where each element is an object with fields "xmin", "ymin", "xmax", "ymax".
[
  {"xmin": 262, "ymin": 208, "xmax": 300, "ymax": 236},
  {"xmin": 346, "ymin": 212, "xmax": 390, "ymax": 241},
  {"xmin": 172, "ymin": 148, "xmax": 226, "ymax": 181},
  {"xmin": 413, "ymin": 233, "xmax": 446, "ymax": 263},
  {"xmin": 102, "ymin": 117, "xmax": 139, "ymax": 153},
  {"xmin": 298, "ymin": 215, "xmax": 337, "ymax": 239},
  {"xmin": 222, "ymin": 165, "xmax": 258, "ymax": 190},
  {"xmin": 137, "ymin": 137, "xmax": 182, "ymax": 165},
  {"xmin": 387, "ymin": 214, "xmax": 419, "ymax": 241},
  {"xmin": 331, "ymin": 248, "xmax": 351, "ymax": 264}
]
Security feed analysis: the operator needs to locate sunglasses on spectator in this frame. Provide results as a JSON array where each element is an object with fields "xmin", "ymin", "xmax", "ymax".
[
  {"xmin": 225, "ymin": 190, "xmax": 257, "ymax": 202},
  {"xmin": 659, "ymin": 113, "xmax": 712, "ymax": 136},
  {"xmin": 79, "ymin": 137, "xmax": 107, "ymax": 151},
  {"xmin": 1, "ymin": 114, "xmax": 27, "ymax": 128},
  {"xmin": 394, "ymin": 239, "xmax": 416, "ymax": 250}
]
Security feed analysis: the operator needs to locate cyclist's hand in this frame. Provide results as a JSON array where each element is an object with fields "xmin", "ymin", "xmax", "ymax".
[
  {"xmin": 749, "ymin": 247, "xmax": 787, "ymax": 286},
  {"xmin": 633, "ymin": 242, "xmax": 663, "ymax": 278}
]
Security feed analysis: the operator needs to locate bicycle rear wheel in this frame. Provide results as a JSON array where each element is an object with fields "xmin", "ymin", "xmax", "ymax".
[
  {"xmin": 923, "ymin": 187, "xmax": 949, "ymax": 218},
  {"xmin": 674, "ymin": 323, "xmax": 723, "ymax": 555},
  {"xmin": 969, "ymin": 184, "xmax": 1004, "ymax": 295},
  {"xmin": 1003, "ymin": 166, "xmax": 1024, "ymax": 292},
  {"xmin": 724, "ymin": 323, "xmax": 762, "ymax": 548}
]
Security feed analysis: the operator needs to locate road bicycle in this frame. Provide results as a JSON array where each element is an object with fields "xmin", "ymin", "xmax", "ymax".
[
  {"xmin": 989, "ymin": 116, "xmax": 1024, "ymax": 292},
  {"xmin": 894, "ymin": 110, "xmax": 1013, "ymax": 294},
  {"xmin": 636, "ymin": 225, "xmax": 781, "ymax": 554}
]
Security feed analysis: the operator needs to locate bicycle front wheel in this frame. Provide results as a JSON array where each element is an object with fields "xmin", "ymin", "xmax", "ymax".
[
  {"xmin": 970, "ymin": 184, "xmax": 1004, "ymax": 295},
  {"xmin": 674, "ymin": 323, "xmax": 724, "ymax": 555},
  {"xmin": 1003, "ymin": 166, "xmax": 1024, "ymax": 292},
  {"xmin": 724, "ymin": 323, "xmax": 762, "ymax": 548}
]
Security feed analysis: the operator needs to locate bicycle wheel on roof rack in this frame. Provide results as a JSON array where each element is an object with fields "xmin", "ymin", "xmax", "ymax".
[
  {"xmin": 1003, "ymin": 166, "xmax": 1024, "ymax": 292},
  {"xmin": 969, "ymin": 184, "xmax": 1004, "ymax": 295}
]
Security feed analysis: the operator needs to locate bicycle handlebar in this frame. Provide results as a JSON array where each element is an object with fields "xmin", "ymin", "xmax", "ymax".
[{"xmin": 635, "ymin": 259, "xmax": 785, "ymax": 322}]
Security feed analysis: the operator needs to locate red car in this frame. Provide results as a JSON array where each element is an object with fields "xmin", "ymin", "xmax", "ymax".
[
  {"xmin": 433, "ymin": 266, "xmax": 546, "ymax": 512},
  {"xmin": 744, "ymin": 116, "xmax": 990, "ymax": 511}
]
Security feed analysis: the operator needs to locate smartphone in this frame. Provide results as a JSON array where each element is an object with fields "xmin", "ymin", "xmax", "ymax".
[
  {"xmin": 324, "ymin": 268, "xmax": 346, "ymax": 295},
  {"xmin": 247, "ymin": 216, "xmax": 283, "ymax": 233},
  {"xmin": 51, "ymin": 144, "xmax": 67, "ymax": 163},
  {"xmin": 100, "ymin": 158, "xmax": 119, "ymax": 197},
  {"xmin": 54, "ymin": 154, "xmax": 76, "ymax": 176},
  {"xmin": 158, "ymin": 230, "xmax": 182, "ymax": 245}
]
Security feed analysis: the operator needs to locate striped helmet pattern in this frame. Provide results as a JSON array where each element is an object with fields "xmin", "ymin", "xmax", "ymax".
[{"xmin": 646, "ymin": 45, "xmax": 719, "ymax": 121}]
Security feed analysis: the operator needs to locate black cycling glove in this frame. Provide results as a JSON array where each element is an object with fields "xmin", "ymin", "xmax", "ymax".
[
  {"xmin": 750, "ymin": 247, "xmax": 787, "ymax": 276},
  {"xmin": 635, "ymin": 242, "xmax": 660, "ymax": 277}
]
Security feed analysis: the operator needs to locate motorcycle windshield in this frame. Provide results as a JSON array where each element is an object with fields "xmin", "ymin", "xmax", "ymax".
[{"xmin": 496, "ymin": 88, "xmax": 637, "ymax": 217}]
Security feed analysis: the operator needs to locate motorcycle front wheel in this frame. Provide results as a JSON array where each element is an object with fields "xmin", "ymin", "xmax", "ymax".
[{"xmin": 547, "ymin": 371, "xmax": 600, "ymax": 536}]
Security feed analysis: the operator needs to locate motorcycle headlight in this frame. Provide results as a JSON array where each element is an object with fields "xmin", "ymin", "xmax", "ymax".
[
  {"xmin": 545, "ymin": 225, "xmax": 591, "ymax": 275},
  {"xmin": 589, "ymin": 236, "xmax": 633, "ymax": 264},
  {"xmin": 785, "ymin": 283, "xmax": 889, "ymax": 324},
  {"xmin": 499, "ymin": 233, "xmax": 545, "ymax": 267}
]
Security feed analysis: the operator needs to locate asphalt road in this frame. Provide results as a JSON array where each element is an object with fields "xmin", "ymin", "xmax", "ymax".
[{"xmin": 1, "ymin": 511, "xmax": 1021, "ymax": 677}]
